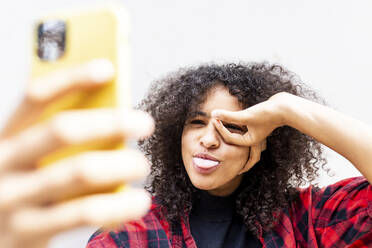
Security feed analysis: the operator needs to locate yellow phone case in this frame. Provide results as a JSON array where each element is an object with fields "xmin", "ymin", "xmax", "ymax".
[{"xmin": 30, "ymin": 4, "xmax": 131, "ymax": 167}]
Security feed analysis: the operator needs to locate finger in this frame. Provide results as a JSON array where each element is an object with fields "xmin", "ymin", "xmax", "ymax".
[
  {"xmin": 27, "ymin": 59, "xmax": 114, "ymax": 104},
  {"xmin": 9, "ymin": 188, "xmax": 151, "ymax": 238},
  {"xmin": 212, "ymin": 119, "xmax": 251, "ymax": 146},
  {"xmin": 239, "ymin": 144, "xmax": 262, "ymax": 174},
  {"xmin": 0, "ymin": 235, "xmax": 49, "ymax": 248},
  {"xmin": 261, "ymin": 139, "xmax": 267, "ymax": 151},
  {"xmin": 0, "ymin": 109, "xmax": 154, "ymax": 174},
  {"xmin": 1, "ymin": 59, "xmax": 114, "ymax": 138},
  {"xmin": 211, "ymin": 109, "xmax": 248, "ymax": 125},
  {"xmin": 0, "ymin": 149, "xmax": 149, "ymax": 210},
  {"xmin": 50, "ymin": 108, "xmax": 154, "ymax": 142}
]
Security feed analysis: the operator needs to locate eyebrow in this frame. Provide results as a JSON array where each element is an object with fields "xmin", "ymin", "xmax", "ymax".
[{"xmin": 186, "ymin": 111, "xmax": 209, "ymax": 119}]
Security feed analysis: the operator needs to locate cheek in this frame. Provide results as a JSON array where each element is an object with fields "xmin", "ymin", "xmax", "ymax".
[
  {"xmin": 181, "ymin": 128, "xmax": 196, "ymax": 153},
  {"xmin": 181, "ymin": 131, "xmax": 188, "ymax": 154},
  {"xmin": 224, "ymin": 146, "xmax": 250, "ymax": 167},
  {"xmin": 181, "ymin": 130, "xmax": 192, "ymax": 161}
]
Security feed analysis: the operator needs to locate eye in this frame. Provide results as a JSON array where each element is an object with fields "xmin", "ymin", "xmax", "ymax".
[
  {"xmin": 190, "ymin": 119, "xmax": 205, "ymax": 125},
  {"xmin": 223, "ymin": 123, "xmax": 246, "ymax": 134}
]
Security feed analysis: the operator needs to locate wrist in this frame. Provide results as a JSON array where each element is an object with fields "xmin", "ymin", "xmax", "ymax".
[{"xmin": 269, "ymin": 92, "xmax": 297, "ymax": 127}]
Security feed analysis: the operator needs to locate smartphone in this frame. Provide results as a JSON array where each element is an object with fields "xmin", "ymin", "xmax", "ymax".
[{"xmin": 30, "ymin": 4, "xmax": 131, "ymax": 167}]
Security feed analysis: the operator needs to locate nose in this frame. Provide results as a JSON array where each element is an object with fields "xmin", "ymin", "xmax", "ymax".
[{"xmin": 200, "ymin": 122, "xmax": 220, "ymax": 149}]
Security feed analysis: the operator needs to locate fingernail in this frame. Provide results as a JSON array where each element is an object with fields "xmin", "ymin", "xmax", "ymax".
[
  {"xmin": 215, "ymin": 119, "xmax": 223, "ymax": 126},
  {"xmin": 86, "ymin": 59, "xmax": 115, "ymax": 83}
]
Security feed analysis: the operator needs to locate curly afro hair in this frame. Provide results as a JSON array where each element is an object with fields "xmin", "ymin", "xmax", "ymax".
[{"xmin": 138, "ymin": 62, "xmax": 328, "ymax": 237}]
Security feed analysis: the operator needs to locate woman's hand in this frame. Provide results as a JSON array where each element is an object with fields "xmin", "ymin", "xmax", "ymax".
[
  {"xmin": 211, "ymin": 93, "xmax": 287, "ymax": 172},
  {"xmin": 0, "ymin": 60, "xmax": 154, "ymax": 248},
  {"xmin": 213, "ymin": 91, "xmax": 372, "ymax": 184}
]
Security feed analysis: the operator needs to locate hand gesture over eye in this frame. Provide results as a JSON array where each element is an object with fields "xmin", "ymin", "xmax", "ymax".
[{"xmin": 212, "ymin": 94, "xmax": 286, "ymax": 170}]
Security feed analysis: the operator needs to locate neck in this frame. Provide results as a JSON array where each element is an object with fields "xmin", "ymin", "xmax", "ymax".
[{"xmin": 207, "ymin": 174, "xmax": 243, "ymax": 196}]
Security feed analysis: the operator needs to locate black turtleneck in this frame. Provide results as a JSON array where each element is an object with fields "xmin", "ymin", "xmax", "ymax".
[{"xmin": 189, "ymin": 190, "xmax": 262, "ymax": 248}]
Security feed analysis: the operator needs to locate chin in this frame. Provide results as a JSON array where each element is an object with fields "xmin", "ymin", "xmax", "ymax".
[
  {"xmin": 190, "ymin": 177, "xmax": 216, "ymax": 191},
  {"xmin": 185, "ymin": 165, "xmax": 218, "ymax": 191}
]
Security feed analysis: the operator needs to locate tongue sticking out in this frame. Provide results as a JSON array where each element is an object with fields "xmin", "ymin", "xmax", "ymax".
[{"xmin": 193, "ymin": 157, "xmax": 219, "ymax": 168}]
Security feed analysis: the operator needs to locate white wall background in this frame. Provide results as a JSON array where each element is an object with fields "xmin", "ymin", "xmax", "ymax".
[{"xmin": 0, "ymin": 0, "xmax": 371, "ymax": 247}]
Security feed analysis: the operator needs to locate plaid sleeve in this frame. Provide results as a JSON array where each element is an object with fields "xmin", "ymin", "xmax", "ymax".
[
  {"xmin": 86, "ymin": 229, "xmax": 118, "ymax": 248},
  {"xmin": 310, "ymin": 176, "xmax": 372, "ymax": 247},
  {"xmin": 86, "ymin": 199, "xmax": 175, "ymax": 248}
]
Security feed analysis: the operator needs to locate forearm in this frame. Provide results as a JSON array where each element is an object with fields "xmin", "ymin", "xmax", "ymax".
[{"xmin": 276, "ymin": 92, "xmax": 372, "ymax": 184}]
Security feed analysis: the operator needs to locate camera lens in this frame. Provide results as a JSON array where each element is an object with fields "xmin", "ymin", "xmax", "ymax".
[{"xmin": 37, "ymin": 20, "xmax": 66, "ymax": 61}]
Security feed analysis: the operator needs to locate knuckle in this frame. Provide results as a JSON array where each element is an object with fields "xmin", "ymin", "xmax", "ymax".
[
  {"xmin": 48, "ymin": 112, "xmax": 81, "ymax": 146},
  {"xmin": 225, "ymin": 136, "xmax": 233, "ymax": 144},
  {"xmin": 72, "ymin": 154, "xmax": 96, "ymax": 186},
  {"xmin": 48, "ymin": 114, "xmax": 71, "ymax": 146}
]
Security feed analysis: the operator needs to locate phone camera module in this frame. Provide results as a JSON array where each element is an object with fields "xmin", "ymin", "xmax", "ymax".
[{"xmin": 37, "ymin": 20, "xmax": 66, "ymax": 61}]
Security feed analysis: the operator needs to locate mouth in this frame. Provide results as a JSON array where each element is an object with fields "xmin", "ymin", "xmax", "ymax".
[{"xmin": 192, "ymin": 154, "xmax": 221, "ymax": 174}]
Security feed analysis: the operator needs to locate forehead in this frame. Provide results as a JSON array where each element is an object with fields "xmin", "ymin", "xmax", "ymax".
[{"xmin": 197, "ymin": 85, "xmax": 243, "ymax": 113}]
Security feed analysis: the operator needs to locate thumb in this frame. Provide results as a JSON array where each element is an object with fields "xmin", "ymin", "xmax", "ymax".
[{"xmin": 211, "ymin": 109, "xmax": 247, "ymax": 125}]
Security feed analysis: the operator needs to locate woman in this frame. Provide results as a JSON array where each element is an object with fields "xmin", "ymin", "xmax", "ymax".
[{"xmin": 88, "ymin": 62, "xmax": 372, "ymax": 247}]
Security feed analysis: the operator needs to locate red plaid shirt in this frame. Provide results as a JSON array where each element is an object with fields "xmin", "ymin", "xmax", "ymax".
[{"xmin": 87, "ymin": 177, "xmax": 372, "ymax": 247}]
